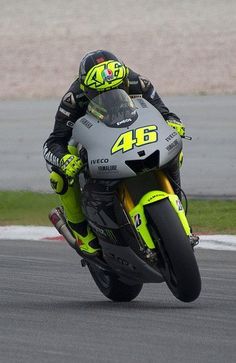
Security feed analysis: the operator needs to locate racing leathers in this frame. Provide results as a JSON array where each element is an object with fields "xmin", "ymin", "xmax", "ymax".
[{"xmin": 43, "ymin": 68, "xmax": 182, "ymax": 254}]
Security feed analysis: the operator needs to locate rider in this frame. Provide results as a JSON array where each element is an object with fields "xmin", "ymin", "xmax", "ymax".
[{"xmin": 43, "ymin": 50, "xmax": 185, "ymax": 256}]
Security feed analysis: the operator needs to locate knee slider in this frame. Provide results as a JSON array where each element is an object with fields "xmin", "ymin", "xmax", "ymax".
[{"xmin": 49, "ymin": 171, "xmax": 68, "ymax": 195}]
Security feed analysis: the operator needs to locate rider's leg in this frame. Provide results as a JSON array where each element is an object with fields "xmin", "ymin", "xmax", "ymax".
[{"xmin": 49, "ymin": 169, "xmax": 100, "ymax": 254}]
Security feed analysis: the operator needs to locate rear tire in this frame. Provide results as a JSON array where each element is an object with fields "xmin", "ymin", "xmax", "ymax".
[
  {"xmin": 88, "ymin": 264, "xmax": 143, "ymax": 302},
  {"xmin": 145, "ymin": 198, "xmax": 201, "ymax": 302}
]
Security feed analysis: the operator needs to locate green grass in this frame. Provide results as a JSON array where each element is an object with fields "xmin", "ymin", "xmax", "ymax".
[
  {"xmin": 186, "ymin": 199, "xmax": 236, "ymax": 234},
  {"xmin": 0, "ymin": 191, "xmax": 235, "ymax": 234},
  {"xmin": 0, "ymin": 191, "xmax": 58, "ymax": 226}
]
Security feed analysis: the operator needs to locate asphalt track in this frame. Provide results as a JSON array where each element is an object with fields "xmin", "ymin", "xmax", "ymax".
[
  {"xmin": 0, "ymin": 239, "xmax": 235, "ymax": 363},
  {"xmin": 0, "ymin": 95, "xmax": 235, "ymax": 196}
]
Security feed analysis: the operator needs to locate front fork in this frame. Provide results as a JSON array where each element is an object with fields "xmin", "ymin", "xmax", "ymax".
[{"xmin": 119, "ymin": 170, "xmax": 191, "ymax": 250}]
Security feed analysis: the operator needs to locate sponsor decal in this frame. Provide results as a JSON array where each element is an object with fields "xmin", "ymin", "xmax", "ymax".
[
  {"xmin": 66, "ymin": 121, "xmax": 74, "ymax": 128},
  {"xmin": 165, "ymin": 132, "xmax": 177, "ymax": 142},
  {"xmin": 89, "ymin": 221, "xmax": 117, "ymax": 242},
  {"xmin": 101, "ymin": 68, "xmax": 114, "ymax": 82},
  {"xmin": 147, "ymin": 193, "xmax": 166, "ymax": 202},
  {"xmin": 134, "ymin": 213, "xmax": 142, "ymax": 227},
  {"xmin": 98, "ymin": 165, "xmax": 117, "ymax": 172},
  {"xmin": 59, "ymin": 107, "xmax": 71, "ymax": 117},
  {"xmin": 130, "ymin": 94, "xmax": 142, "ymax": 98},
  {"xmin": 80, "ymin": 118, "xmax": 93, "ymax": 129},
  {"xmin": 63, "ymin": 92, "xmax": 76, "ymax": 108},
  {"xmin": 166, "ymin": 139, "xmax": 179, "ymax": 151},
  {"xmin": 116, "ymin": 118, "xmax": 132, "ymax": 126},
  {"xmin": 91, "ymin": 158, "xmax": 109, "ymax": 164}
]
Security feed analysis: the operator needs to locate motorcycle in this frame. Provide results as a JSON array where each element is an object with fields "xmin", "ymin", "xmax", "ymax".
[{"xmin": 50, "ymin": 88, "xmax": 201, "ymax": 303}]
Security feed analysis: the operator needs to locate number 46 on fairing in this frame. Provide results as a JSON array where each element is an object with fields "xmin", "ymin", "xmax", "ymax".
[{"xmin": 111, "ymin": 125, "xmax": 158, "ymax": 154}]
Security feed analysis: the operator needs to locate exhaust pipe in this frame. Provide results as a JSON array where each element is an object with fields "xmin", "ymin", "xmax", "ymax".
[{"xmin": 49, "ymin": 207, "xmax": 76, "ymax": 249}]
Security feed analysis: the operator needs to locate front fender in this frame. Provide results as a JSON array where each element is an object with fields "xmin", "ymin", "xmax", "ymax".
[{"xmin": 129, "ymin": 191, "xmax": 191, "ymax": 250}]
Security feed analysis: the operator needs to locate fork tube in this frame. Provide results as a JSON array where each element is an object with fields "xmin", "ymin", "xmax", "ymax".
[
  {"xmin": 118, "ymin": 183, "xmax": 135, "ymax": 213},
  {"xmin": 155, "ymin": 170, "xmax": 175, "ymax": 194}
]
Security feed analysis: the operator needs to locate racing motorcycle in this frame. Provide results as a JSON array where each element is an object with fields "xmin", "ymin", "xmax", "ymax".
[{"xmin": 50, "ymin": 89, "xmax": 201, "ymax": 303}]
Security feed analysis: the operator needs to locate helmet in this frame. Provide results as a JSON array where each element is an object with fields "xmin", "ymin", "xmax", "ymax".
[{"xmin": 78, "ymin": 50, "xmax": 129, "ymax": 99}]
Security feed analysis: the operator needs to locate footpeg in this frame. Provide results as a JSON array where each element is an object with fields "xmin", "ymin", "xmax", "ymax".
[{"xmin": 189, "ymin": 233, "xmax": 200, "ymax": 248}]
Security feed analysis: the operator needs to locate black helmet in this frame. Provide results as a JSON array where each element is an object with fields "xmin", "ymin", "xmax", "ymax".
[{"xmin": 78, "ymin": 50, "xmax": 129, "ymax": 98}]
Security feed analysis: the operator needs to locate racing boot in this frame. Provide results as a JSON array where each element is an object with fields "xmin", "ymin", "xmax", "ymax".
[
  {"xmin": 49, "ymin": 207, "xmax": 101, "ymax": 255},
  {"xmin": 68, "ymin": 220, "xmax": 101, "ymax": 256}
]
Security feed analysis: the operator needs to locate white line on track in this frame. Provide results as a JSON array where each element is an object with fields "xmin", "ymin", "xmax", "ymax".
[{"xmin": 0, "ymin": 226, "xmax": 236, "ymax": 251}]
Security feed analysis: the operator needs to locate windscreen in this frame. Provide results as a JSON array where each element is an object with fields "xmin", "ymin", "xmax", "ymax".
[{"xmin": 86, "ymin": 89, "xmax": 138, "ymax": 127}]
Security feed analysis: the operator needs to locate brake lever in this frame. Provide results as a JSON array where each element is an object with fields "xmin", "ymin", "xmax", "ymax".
[{"xmin": 182, "ymin": 135, "xmax": 192, "ymax": 140}]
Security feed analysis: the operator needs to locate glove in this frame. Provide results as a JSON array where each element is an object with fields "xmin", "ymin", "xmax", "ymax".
[
  {"xmin": 60, "ymin": 154, "xmax": 83, "ymax": 178},
  {"xmin": 167, "ymin": 119, "xmax": 186, "ymax": 137}
]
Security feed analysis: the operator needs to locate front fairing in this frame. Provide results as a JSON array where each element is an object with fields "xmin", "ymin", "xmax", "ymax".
[{"xmin": 72, "ymin": 91, "xmax": 182, "ymax": 179}]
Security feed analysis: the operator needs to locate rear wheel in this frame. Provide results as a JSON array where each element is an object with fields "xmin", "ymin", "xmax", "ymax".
[
  {"xmin": 88, "ymin": 263, "xmax": 143, "ymax": 302},
  {"xmin": 145, "ymin": 198, "xmax": 201, "ymax": 302}
]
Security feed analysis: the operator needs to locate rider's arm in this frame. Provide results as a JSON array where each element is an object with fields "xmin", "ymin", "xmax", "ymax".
[
  {"xmin": 128, "ymin": 68, "xmax": 180, "ymax": 122},
  {"xmin": 43, "ymin": 80, "xmax": 86, "ymax": 168}
]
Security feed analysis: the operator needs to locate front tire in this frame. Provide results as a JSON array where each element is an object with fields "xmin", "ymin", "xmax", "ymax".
[
  {"xmin": 145, "ymin": 198, "xmax": 201, "ymax": 302},
  {"xmin": 87, "ymin": 263, "xmax": 143, "ymax": 302}
]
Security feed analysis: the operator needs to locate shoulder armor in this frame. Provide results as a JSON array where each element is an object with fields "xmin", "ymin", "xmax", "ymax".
[
  {"xmin": 138, "ymin": 75, "xmax": 151, "ymax": 92},
  {"xmin": 62, "ymin": 79, "xmax": 85, "ymax": 108},
  {"xmin": 62, "ymin": 92, "xmax": 76, "ymax": 109},
  {"xmin": 127, "ymin": 69, "xmax": 151, "ymax": 94}
]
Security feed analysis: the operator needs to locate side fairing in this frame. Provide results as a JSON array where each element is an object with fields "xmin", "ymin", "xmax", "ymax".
[{"xmin": 72, "ymin": 98, "xmax": 182, "ymax": 179}]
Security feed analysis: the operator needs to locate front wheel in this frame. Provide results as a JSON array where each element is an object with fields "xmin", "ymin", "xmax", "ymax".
[
  {"xmin": 145, "ymin": 198, "xmax": 201, "ymax": 302},
  {"xmin": 87, "ymin": 263, "xmax": 143, "ymax": 302}
]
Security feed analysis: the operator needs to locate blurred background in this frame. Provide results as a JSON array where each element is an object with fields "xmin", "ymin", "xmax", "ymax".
[
  {"xmin": 1, "ymin": 0, "xmax": 236, "ymax": 99},
  {"xmin": 0, "ymin": 0, "xmax": 235, "ymax": 196}
]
